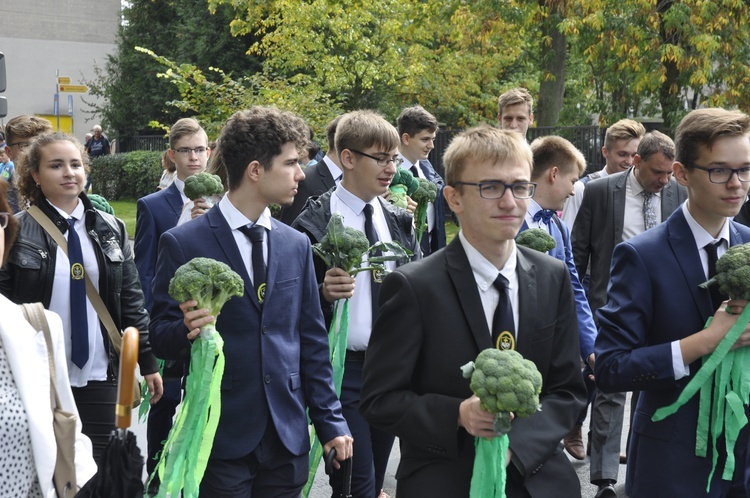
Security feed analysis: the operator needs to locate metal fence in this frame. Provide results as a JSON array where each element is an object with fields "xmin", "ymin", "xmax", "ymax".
[{"xmin": 118, "ymin": 135, "xmax": 168, "ymax": 153}]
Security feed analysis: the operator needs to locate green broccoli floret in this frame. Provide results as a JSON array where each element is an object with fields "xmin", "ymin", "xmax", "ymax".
[
  {"xmin": 701, "ymin": 242, "xmax": 750, "ymax": 300},
  {"xmin": 388, "ymin": 168, "xmax": 420, "ymax": 209},
  {"xmin": 412, "ymin": 177, "xmax": 438, "ymax": 205},
  {"xmin": 312, "ymin": 213, "xmax": 371, "ymax": 273},
  {"xmin": 168, "ymin": 257, "xmax": 244, "ymax": 337},
  {"xmin": 516, "ymin": 228, "xmax": 556, "ymax": 253},
  {"xmin": 461, "ymin": 349, "xmax": 543, "ymax": 435},
  {"xmin": 87, "ymin": 193, "xmax": 115, "ymax": 215},
  {"xmin": 183, "ymin": 172, "xmax": 224, "ymax": 201}
]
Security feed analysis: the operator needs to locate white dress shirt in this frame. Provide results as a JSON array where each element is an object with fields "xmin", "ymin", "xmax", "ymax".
[
  {"xmin": 218, "ymin": 194, "xmax": 272, "ymax": 281},
  {"xmin": 622, "ymin": 168, "xmax": 662, "ymax": 241}
]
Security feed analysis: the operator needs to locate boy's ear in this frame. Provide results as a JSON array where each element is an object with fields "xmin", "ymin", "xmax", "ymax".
[
  {"xmin": 246, "ymin": 160, "xmax": 263, "ymax": 182},
  {"xmin": 340, "ymin": 149, "xmax": 356, "ymax": 172},
  {"xmin": 401, "ymin": 133, "xmax": 411, "ymax": 146},
  {"xmin": 673, "ymin": 161, "xmax": 689, "ymax": 187},
  {"xmin": 547, "ymin": 166, "xmax": 559, "ymax": 183}
]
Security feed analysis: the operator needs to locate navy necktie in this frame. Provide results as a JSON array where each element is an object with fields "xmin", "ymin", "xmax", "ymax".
[
  {"xmin": 705, "ymin": 241, "xmax": 727, "ymax": 311},
  {"xmin": 491, "ymin": 274, "xmax": 515, "ymax": 350},
  {"xmin": 363, "ymin": 204, "xmax": 381, "ymax": 323},
  {"xmin": 240, "ymin": 224, "xmax": 267, "ymax": 305},
  {"xmin": 533, "ymin": 209, "xmax": 555, "ymax": 225},
  {"xmin": 68, "ymin": 217, "xmax": 89, "ymax": 369}
]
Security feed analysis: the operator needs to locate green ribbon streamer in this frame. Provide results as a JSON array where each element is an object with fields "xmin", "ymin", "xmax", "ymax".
[
  {"xmin": 469, "ymin": 435, "xmax": 509, "ymax": 498},
  {"xmin": 415, "ymin": 203, "xmax": 428, "ymax": 244},
  {"xmin": 303, "ymin": 299, "xmax": 350, "ymax": 497},
  {"xmin": 152, "ymin": 329, "xmax": 225, "ymax": 498},
  {"xmin": 652, "ymin": 306, "xmax": 750, "ymax": 490}
]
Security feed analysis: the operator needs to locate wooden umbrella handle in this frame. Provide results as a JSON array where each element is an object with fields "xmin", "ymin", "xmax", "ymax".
[{"xmin": 115, "ymin": 327, "xmax": 139, "ymax": 429}]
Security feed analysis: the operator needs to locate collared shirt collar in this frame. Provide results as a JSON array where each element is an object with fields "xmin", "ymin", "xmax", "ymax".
[
  {"xmin": 323, "ymin": 156, "xmax": 343, "ymax": 183},
  {"xmin": 219, "ymin": 194, "xmax": 272, "ymax": 231},
  {"xmin": 458, "ymin": 230, "xmax": 517, "ymax": 292},
  {"xmin": 48, "ymin": 198, "xmax": 84, "ymax": 221},
  {"xmin": 681, "ymin": 202, "xmax": 730, "ymax": 249},
  {"xmin": 334, "ymin": 183, "xmax": 372, "ymax": 216}
]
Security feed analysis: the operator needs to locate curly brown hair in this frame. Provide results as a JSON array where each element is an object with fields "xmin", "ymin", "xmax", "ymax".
[
  {"xmin": 0, "ymin": 179, "xmax": 18, "ymax": 265},
  {"xmin": 17, "ymin": 132, "xmax": 90, "ymax": 206}
]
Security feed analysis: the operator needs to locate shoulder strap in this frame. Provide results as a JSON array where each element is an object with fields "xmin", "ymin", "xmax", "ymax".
[
  {"xmin": 26, "ymin": 206, "xmax": 124, "ymax": 355},
  {"xmin": 19, "ymin": 303, "xmax": 62, "ymax": 410}
]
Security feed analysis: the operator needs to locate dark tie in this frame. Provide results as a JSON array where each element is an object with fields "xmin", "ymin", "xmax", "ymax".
[
  {"xmin": 68, "ymin": 217, "xmax": 89, "ymax": 369},
  {"xmin": 410, "ymin": 165, "xmax": 420, "ymax": 178},
  {"xmin": 491, "ymin": 274, "xmax": 515, "ymax": 350},
  {"xmin": 363, "ymin": 204, "xmax": 381, "ymax": 322},
  {"xmin": 532, "ymin": 209, "xmax": 555, "ymax": 225},
  {"xmin": 240, "ymin": 224, "xmax": 267, "ymax": 305},
  {"xmin": 705, "ymin": 241, "xmax": 727, "ymax": 310}
]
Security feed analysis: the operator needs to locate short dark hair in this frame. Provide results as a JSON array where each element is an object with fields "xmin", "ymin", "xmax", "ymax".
[
  {"xmin": 397, "ymin": 105, "xmax": 439, "ymax": 137},
  {"xmin": 326, "ymin": 115, "xmax": 343, "ymax": 153},
  {"xmin": 218, "ymin": 107, "xmax": 308, "ymax": 191},
  {"xmin": 0, "ymin": 179, "xmax": 17, "ymax": 265},
  {"xmin": 637, "ymin": 130, "xmax": 675, "ymax": 162},
  {"xmin": 675, "ymin": 108, "xmax": 750, "ymax": 166}
]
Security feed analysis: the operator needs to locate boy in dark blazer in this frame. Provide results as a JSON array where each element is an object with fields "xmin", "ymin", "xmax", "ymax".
[
  {"xmin": 150, "ymin": 107, "xmax": 352, "ymax": 497},
  {"xmin": 360, "ymin": 126, "xmax": 586, "ymax": 497},
  {"xmin": 595, "ymin": 108, "xmax": 750, "ymax": 497}
]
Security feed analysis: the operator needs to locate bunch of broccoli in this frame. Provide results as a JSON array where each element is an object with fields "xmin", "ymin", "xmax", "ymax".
[
  {"xmin": 168, "ymin": 257, "xmax": 244, "ymax": 337},
  {"xmin": 87, "ymin": 193, "xmax": 115, "ymax": 215},
  {"xmin": 461, "ymin": 348, "xmax": 542, "ymax": 435},
  {"xmin": 312, "ymin": 213, "xmax": 412, "ymax": 276},
  {"xmin": 183, "ymin": 172, "xmax": 224, "ymax": 201},
  {"xmin": 516, "ymin": 228, "xmax": 556, "ymax": 253},
  {"xmin": 388, "ymin": 168, "xmax": 419, "ymax": 210},
  {"xmin": 700, "ymin": 242, "xmax": 750, "ymax": 300},
  {"xmin": 412, "ymin": 178, "xmax": 438, "ymax": 243}
]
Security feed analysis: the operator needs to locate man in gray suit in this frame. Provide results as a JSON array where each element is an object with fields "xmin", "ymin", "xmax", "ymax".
[{"xmin": 572, "ymin": 130, "xmax": 687, "ymax": 498}]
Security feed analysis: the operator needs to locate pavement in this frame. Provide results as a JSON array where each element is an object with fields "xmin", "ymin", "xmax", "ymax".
[{"xmin": 130, "ymin": 392, "xmax": 632, "ymax": 497}]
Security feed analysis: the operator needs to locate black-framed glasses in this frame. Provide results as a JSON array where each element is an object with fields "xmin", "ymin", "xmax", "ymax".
[
  {"xmin": 686, "ymin": 163, "xmax": 750, "ymax": 184},
  {"xmin": 0, "ymin": 212, "xmax": 9, "ymax": 229},
  {"xmin": 8, "ymin": 141, "xmax": 31, "ymax": 150},
  {"xmin": 453, "ymin": 181, "xmax": 537, "ymax": 199},
  {"xmin": 350, "ymin": 149, "xmax": 399, "ymax": 168},
  {"xmin": 174, "ymin": 147, "xmax": 208, "ymax": 156}
]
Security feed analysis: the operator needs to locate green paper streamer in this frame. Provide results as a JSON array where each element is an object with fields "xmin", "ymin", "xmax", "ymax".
[
  {"xmin": 469, "ymin": 435, "xmax": 509, "ymax": 498},
  {"xmin": 652, "ymin": 306, "xmax": 750, "ymax": 490},
  {"xmin": 152, "ymin": 330, "xmax": 225, "ymax": 498},
  {"xmin": 415, "ymin": 203, "xmax": 428, "ymax": 244},
  {"xmin": 303, "ymin": 299, "xmax": 350, "ymax": 497}
]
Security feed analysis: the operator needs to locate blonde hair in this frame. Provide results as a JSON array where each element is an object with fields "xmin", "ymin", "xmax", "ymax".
[
  {"xmin": 530, "ymin": 135, "xmax": 586, "ymax": 179},
  {"xmin": 443, "ymin": 126, "xmax": 533, "ymax": 186},
  {"xmin": 497, "ymin": 88, "xmax": 534, "ymax": 117},
  {"xmin": 675, "ymin": 108, "xmax": 750, "ymax": 166},
  {"xmin": 335, "ymin": 110, "xmax": 399, "ymax": 160},
  {"xmin": 604, "ymin": 119, "xmax": 645, "ymax": 150}
]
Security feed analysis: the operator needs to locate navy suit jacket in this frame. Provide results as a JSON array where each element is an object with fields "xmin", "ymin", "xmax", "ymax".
[
  {"xmin": 519, "ymin": 215, "xmax": 597, "ymax": 360},
  {"xmin": 135, "ymin": 182, "xmax": 184, "ymax": 311},
  {"xmin": 149, "ymin": 206, "xmax": 349, "ymax": 459},
  {"xmin": 416, "ymin": 159, "xmax": 447, "ymax": 255},
  {"xmin": 595, "ymin": 208, "xmax": 750, "ymax": 497}
]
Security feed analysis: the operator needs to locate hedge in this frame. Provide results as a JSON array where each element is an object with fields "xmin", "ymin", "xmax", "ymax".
[{"xmin": 90, "ymin": 151, "xmax": 163, "ymax": 200}]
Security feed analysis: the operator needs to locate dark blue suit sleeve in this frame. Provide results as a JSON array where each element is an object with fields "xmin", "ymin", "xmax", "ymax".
[
  {"xmin": 561, "ymin": 222, "xmax": 597, "ymax": 359},
  {"xmin": 149, "ymin": 230, "xmax": 193, "ymax": 361},
  {"xmin": 135, "ymin": 197, "xmax": 158, "ymax": 311},
  {"xmin": 594, "ymin": 241, "xmax": 679, "ymax": 393}
]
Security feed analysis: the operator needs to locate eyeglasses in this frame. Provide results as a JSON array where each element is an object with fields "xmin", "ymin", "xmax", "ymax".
[
  {"xmin": 8, "ymin": 141, "xmax": 31, "ymax": 150},
  {"xmin": 686, "ymin": 163, "xmax": 750, "ymax": 184},
  {"xmin": 453, "ymin": 181, "xmax": 537, "ymax": 199},
  {"xmin": 174, "ymin": 147, "xmax": 208, "ymax": 156},
  {"xmin": 350, "ymin": 149, "xmax": 399, "ymax": 168},
  {"xmin": 0, "ymin": 212, "xmax": 9, "ymax": 229}
]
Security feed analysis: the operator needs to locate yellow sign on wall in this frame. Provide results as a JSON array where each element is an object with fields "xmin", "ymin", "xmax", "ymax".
[
  {"xmin": 38, "ymin": 115, "xmax": 73, "ymax": 133},
  {"xmin": 59, "ymin": 84, "xmax": 88, "ymax": 93}
]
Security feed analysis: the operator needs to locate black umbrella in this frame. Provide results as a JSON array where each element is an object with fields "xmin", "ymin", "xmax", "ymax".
[
  {"xmin": 324, "ymin": 448, "xmax": 352, "ymax": 498},
  {"xmin": 78, "ymin": 327, "xmax": 144, "ymax": 498}
]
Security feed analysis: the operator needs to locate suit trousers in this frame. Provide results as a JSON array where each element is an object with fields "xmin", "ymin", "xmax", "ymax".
[
  {"xmin": 72, "ymin": 380, "xmax": 117, "ymax": 463},
  {"xmin": 199, "ymin": 420, "xmax": 307, "ymax": 498},
  {"xmin": 331, "ymin": 354, "xmax": 395, "ymax": 498},
  {"xmin": 589, "ymin": 390, "xmax": 626, "ymax": 483}
]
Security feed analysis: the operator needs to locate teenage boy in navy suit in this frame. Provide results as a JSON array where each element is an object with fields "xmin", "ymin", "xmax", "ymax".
[{"xmin": 150, "ymin": 107, "xmax": 352, "ymax": 497}]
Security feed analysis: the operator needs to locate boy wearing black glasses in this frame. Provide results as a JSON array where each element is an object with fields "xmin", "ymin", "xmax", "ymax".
[
  {"xmin": 360, "ymin": 126, "xmax": 586, "ymax": 497},
  {"xmin": 293, "ymin": 110, "xmax": 419, "ymax": 498}
]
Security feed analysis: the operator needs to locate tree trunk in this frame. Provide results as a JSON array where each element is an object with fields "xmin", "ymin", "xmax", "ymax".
[{"xmin": 536, "ymin": 11, "xmax": 567, "ymax": 127}]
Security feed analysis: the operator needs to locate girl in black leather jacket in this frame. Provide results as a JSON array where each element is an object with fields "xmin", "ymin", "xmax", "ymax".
[{"xmin": 0, "ymin": 132, "xmax": 162, "ymax": 460}]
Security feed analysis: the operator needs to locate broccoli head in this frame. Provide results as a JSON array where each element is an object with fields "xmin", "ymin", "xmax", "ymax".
[
  {"xmin": 388, "ymin": 168, "xmax": 420, "ymax": 210},
  {"xmin": 702, "ymin": 242, "xmax": 750, "ymax": 300},
  {"xmin": 87, "ymin": 193, "xmax": 115, "ymax": 215},
  {"xmin": 312, "ymin": 213, "xmax": 371, "ymax": 273},
  {"xmin": 516, "ymin": 228, "xmax": 556, "ymax": 253},
  {"xmin": 183, "ymin": 172, "xmax": 224, "ymax": 201},
  {"xmin": 461, "ymin": 348, "xmax": 542, "ymax": 435},
  {"xmin": 412, "ymin": 177, "xmax": 438, "ymax": 205},
  {"xmin": 169, "ymin": 257, "xmax": 244, "ymax": 329}
]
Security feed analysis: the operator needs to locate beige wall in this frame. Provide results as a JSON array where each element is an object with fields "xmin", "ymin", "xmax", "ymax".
[{"xmin": 0, "ymin": 0, "xmax": 120, "ymax": 140}]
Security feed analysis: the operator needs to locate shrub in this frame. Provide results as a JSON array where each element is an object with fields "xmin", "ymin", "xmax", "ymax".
[{"xmin": 91, "ymin": 151, "xmax": 163, "ymax": 200}]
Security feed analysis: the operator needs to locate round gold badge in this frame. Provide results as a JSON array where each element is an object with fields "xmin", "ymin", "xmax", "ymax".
[
  {"xmin": 496, "ymin": 331, "xmax": 515, "ymax": 351},
  {"xmin": 71, "ymin": 263, "xmax": 85, "ymax": 280},
  {"xmin": 257, "ymin": 282, "xmax": 267, "ymax": 304}
]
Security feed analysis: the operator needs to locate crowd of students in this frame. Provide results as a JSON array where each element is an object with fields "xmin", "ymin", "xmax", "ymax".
[{"xmin": 0, "ymin": 90, "xmax": 749, "ymax": 498}]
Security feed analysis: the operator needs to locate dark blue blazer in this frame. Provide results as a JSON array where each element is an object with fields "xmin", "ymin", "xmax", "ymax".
[
  {"xmin": 135, "ymin": 182, "xmax": 184, "ymax": 311},
  {"xmin": 149, "ymin": 206, "xmax": 349, "ymax": 459},
  {"xmin": 519, "ymin": 216, "xmax": 597, "ymax": 360},
  {"xmin": 417, "ymin": 159, "xmax": 447, "ymax": 255},
  {"xmin": 595, "ymin": 208, "xmax": 750, "ymax": 497}
]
